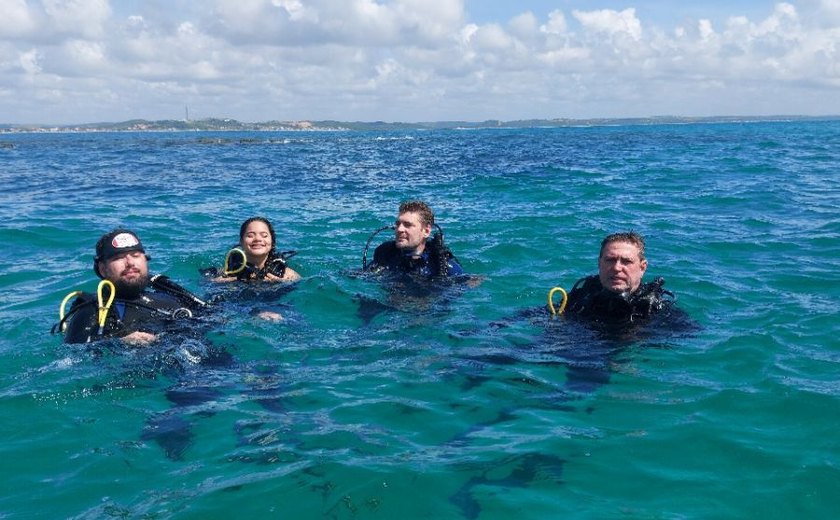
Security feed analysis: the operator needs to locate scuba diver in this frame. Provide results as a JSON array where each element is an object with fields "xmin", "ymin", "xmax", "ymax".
[
  {"xmin": 553, "ymin": 231, "xmax": 683, "ymax": 326},
  {"xmin": 204, "ymin": 216, "xmax": 301, "ymax": 283},
  {"xmin": 55, "ymin": 229, "xmax": 208, "ymax": 345},
  {"xmin": 363, "ymin": 200, "xmax": 464, "ymax": 278},
  {"xmin": 357, "ymin": 200, "xmax": 471, "ymax": 324},
  {"xmin": 502, "ymin": 231, "xmax": 695, "ymax": 397},
  {"xmin": 200, "ymin": 216, "xmax": 302, "ymax": 321}
]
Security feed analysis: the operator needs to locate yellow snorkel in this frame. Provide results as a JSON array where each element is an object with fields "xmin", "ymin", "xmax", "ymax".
[
  {"xmin": 96, "ymin": 279, "xmax": 116, "ymax": 335},
  {"xmin": 547, "ymin": 286, "xmax": 568, "ymax": 316},
  {"xmin": 223, "ymin": 247, "xmax": 248, "ymax": 276}
]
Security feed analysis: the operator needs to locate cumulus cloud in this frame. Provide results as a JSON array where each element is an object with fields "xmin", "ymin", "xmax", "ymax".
[
  {"xmin": 1, "ymin": 0, "xmax": 839, "ymax": 123},
  {"xmin": 208, "ymin": 0, "xmax": 464, "ymax": 46},
  {"xmin": 42, "ymin": 0, "xmax": 112, "ymax": 38},
  {"xmin": 0, "ymin": 0, "xmax": 39, "ymax": 39},
  {"xmin": 573, "ymin": 8, "xmax": 642, "ymax": 41},
  {"xmin": 19, "ymin": 48, "xmax": 43, "ymax": 74},
  {"xmin": 541, "ymin": 10, "xmax": 568, "ymax": 35}
]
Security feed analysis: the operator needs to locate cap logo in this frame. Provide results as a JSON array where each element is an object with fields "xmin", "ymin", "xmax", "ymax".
[{"xmin": 111, "ymin": 232, "xmax": 140, "ymax": 249}]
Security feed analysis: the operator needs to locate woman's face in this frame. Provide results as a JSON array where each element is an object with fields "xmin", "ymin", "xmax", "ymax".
[{"xmin": 240, "ymin": 220, "xmax": 273, "ymax": 262}]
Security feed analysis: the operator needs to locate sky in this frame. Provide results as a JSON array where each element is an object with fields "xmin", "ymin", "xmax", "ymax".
[{"xmin": 2, "ymin": 0, "xmax": 840, "ymax": 124}]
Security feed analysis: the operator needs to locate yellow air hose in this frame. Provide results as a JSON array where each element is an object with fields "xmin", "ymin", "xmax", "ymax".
[
  {"xmin": 58, "ymin": 291, "xmax": 83, "ymax": 332},
  {"xmin": 223, "ymin": 248, "xmax": 248, "ymax": 276},
  {"xmin": 96, "ymin": 279, "xmax": 116, "ymax": 334},
  {"xmin": 547, "ymin": 286, "xmax": 568, "ymax": 316}
]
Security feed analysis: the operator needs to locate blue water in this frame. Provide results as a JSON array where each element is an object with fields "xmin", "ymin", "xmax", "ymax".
[{"xmin": 1, "ymin": 122, "xmax": 839, "ymax": 518}]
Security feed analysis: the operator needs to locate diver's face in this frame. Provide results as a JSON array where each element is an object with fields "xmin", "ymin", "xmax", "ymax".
[
  {"xmin": 99, "ymin": 251, "xmax": 150, "ymax": 295},
  {"xmin": 240, "ymin": 221, "xmax": 273, "ymax": 262},
  {"xmin": 598, "ymin": 241, "xmax": 648, "ymax": 294},
  {"xmin": 394, "ymin": 211, "xmax": 431, "ymax": 254}
]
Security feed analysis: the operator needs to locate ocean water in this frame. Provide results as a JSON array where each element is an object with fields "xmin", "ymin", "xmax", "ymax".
[{"xmin": 1, "ymin": 122, "xmax": 838, "ymax": 518}]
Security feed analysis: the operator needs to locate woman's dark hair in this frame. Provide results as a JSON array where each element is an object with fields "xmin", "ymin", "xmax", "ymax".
[{"xmin": 239, "ymin": 217, "xmax": 277, "ymax": 259}]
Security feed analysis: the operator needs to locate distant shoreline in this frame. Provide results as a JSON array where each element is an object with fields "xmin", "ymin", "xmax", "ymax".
[{"xmin": 2, "ymin": 115, "xmax": 838, "ymax": 134}]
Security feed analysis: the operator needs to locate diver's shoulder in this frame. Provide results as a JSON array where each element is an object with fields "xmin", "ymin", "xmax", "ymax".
[{"xmin": 373, "ymin": 240, "xmax": 398, "ymax": 254}]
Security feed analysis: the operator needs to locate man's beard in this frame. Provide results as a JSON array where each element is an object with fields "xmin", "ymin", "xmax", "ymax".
[{"xmin": 115, "ymin": 274, "xmax": 149, "ymax": 299}]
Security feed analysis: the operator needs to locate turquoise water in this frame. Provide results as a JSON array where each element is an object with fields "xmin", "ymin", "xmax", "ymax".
[{"xmin": 1, "ymin": 122, "xmax": 838, "ymax": 518}]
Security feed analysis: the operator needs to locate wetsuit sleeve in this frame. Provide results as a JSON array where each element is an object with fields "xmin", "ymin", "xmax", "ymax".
[
  {"xmin": 63, "ymin": 296, "xmax": 98, "ymax": 344},
  {"xmin": 446, "ymin": 256, "xmax": 465, "ymax": 276}
]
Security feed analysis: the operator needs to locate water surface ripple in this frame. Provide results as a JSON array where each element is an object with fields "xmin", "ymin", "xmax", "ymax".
[{"xmin": 1, "ymin": 122, "xmax": 838, "ymax": 518}]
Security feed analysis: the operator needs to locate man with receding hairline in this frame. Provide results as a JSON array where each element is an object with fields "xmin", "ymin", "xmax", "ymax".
[{"xmin": 564, "ymin": 231, "xmax": 679, "ymax": 324}]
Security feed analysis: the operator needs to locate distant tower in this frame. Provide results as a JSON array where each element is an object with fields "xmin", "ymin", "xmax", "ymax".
[{"xmin": 185, "ymin": 105, "xmax": 190, "ymax": 122}]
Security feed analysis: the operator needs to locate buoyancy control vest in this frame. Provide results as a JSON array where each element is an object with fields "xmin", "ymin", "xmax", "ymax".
[
  {"xmin": 369, "ymin": 236, "xmax": 463, "ymax": 277},
  {"xmin": 564, "ymin": 275, "xmax": 674, "ymax": 324},
  {"xmin": 56, "ymin": 275, "xmax": 206, "ymax": 344},
  {"xmin": 202, "ymin": 248, "xmax": 295, "ymax": 281}
]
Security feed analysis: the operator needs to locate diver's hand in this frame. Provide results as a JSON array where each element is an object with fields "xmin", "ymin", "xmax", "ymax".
[
  {"xmin": 257, "ymin": 311, "xmax": 284, "ymax": 322},
  {"xmin": 121, "ymin": 331, "xmax": 157, "ymax": 345}
]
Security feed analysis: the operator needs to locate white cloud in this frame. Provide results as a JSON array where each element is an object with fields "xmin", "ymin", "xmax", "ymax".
[
  {"xmin": 1, "ymin": 0, "xmax": 840, "ymax": 123},
  {"xmin": 508, "ymin": 11, "xmax": 538, "ymax": 39},
  {"xmin": 43, "ymin": 0, "xmax": 112, "ymax": 38},
  {"xmin": 19, "ymin": 48, "xmax": 42, "ymax": 74},
  {"xmin": 62, "ymin": 40, "xmax": 107, "ymax": 72},
  {"xmin": 698, "ymin": 19, "xmax": 715, "ymax": 42},
  {"xmin": 209, "ymin": 0, "xmax": 464, "ymax": 46},
  {"xmin": 0, "ymin": 0, "xmax": 39, "ymax": 39},
  {"xmin": 540, "ymin": 10, "xmax": 568, "ymax": 35},
  {"xmin": 469, "ymin": 23, "xmax": 513, "ymax": 52},
  {"xmin": 800, "ymin": 0, "xmax": 840, "ymax": 25},
  {"xmin": 460, "ymin": 23, "xmax": 478, "ymax": 45},
  {"xmin": 272, "ymin": 0, "xmax": 316, "ymax": 22},
  {"xmin": 572, "ymin": 8, "xmax": 643, "ymax": 41}
]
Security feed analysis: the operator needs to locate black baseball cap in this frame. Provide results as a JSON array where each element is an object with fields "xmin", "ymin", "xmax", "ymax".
[{"xmin": 95, "ymin": 229, "xmax": 146, "ymax": 261}]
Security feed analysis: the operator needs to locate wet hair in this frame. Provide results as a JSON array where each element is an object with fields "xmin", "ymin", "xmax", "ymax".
[
  {"xmin": 599, "ymin": 231, "xmax": 646, "ymax": 261},
  {"xmin": 239, "ymin": 217, "xmax": 277, "ymax": 258},
  {"xmin": 398, "ymin": 200, "xmax": 434, "ymax": 227}
]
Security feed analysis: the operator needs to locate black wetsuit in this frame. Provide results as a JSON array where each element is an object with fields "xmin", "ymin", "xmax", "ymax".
[
  {"xmin": 234, "ymin": 257, "xmax": 289, "ymax": 281},
  {"xmin": 564, "ymin": 275, "xmax": 676, "ymax": 325},
  {"xmin": 201, "ymin": 251, "xmax": 290, "ymax": 281},
  {"xmin": 367, "ymin": 239, "xmax": 464, "ymax": 277},
  {"xmin": 63, "ymin": 288, "xmax": 199, "ymax": 344}
]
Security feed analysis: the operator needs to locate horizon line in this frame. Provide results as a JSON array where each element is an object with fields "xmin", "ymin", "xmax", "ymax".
[{"xmin": 3, "ymin": 113, "xmax": 840, "ymax": 128}]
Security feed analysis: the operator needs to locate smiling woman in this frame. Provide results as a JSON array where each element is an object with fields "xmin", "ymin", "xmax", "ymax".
[{"xmin": 210, "ymin": 216, "xmax": 301, "ymax": 283}]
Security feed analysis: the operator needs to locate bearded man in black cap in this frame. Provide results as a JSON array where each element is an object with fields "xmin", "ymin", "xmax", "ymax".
[{"xmin": 62, "ymin": 229, "xmax": 206, "ymax": 345}]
